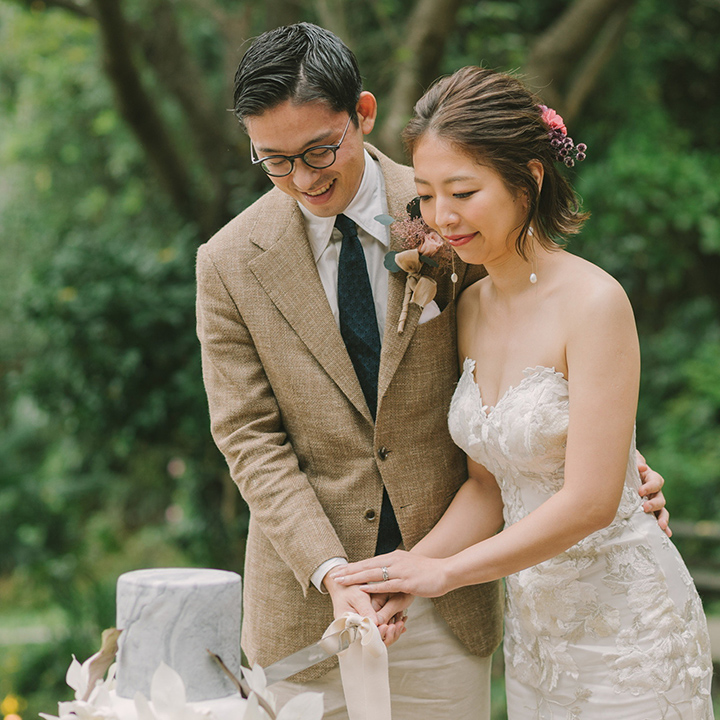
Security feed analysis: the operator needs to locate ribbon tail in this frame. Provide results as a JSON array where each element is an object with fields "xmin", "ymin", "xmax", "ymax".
[{"xmin": 323, "ymin": 615, "xmax": 392, "ymax": 720}]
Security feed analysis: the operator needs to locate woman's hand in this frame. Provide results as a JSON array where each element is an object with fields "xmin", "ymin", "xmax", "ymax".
[{"xmin": 330, "ymin": 550, "xmax": 451, "ymax": 598}]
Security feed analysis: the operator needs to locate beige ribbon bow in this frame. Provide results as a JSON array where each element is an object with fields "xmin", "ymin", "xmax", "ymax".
[
  {"xmin": 320, "ymin": 614, "xmax": 391, "ymax": 720},
  {"xmin": 394, "ymin": 249, "xmax": 438, "ymax": 333}
]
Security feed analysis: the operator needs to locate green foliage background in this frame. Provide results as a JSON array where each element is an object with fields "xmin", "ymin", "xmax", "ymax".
[{"xmin": 0, "ymin": 0, "xmax": 718, "ymax": 716}]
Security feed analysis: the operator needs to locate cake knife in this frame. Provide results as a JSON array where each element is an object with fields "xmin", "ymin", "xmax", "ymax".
[
  {"xmin": 210, "ymin": 626, "xmax": 356, "ymax": 691},
  {"xmin": 261, "ymin": 625, "xmax": 356, "ymax": 684},
  {"xmin": 210, "ymin": 630, "xmax": 355, "ymax": 719}
]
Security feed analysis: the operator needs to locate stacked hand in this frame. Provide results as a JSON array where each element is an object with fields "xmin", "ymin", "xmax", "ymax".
[
  {"xmin": 323, "ymin": 569, "xmax": 412, "ymax": 647},
  {"xmin": 330, "ymin": 551, "xmax": 446, "ymax": 599}
]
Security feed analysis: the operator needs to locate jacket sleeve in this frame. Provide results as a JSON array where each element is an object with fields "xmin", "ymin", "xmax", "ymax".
[{"xmin": 196, "ymin": 243, "xmax": 347, "ymax": 592}]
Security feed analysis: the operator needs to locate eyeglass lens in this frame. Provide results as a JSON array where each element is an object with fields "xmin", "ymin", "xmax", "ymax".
[{"xmin": 261, "ymin": 147, "xmax": 336, "ymax": 176}]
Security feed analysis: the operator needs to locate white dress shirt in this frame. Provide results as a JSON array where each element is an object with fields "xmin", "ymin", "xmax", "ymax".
[
  {"xmin": 299, "ymin": 150, "xmax": 390, "ymax": 339},
  {"xmin": 299, "ymin": 151, "xmax": 390, "ymax": 591}
]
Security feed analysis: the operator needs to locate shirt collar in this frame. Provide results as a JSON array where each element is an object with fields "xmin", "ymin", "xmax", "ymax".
[{"xmin": 301, "ymin": 150, "xmax": 390, "ymax": 262}]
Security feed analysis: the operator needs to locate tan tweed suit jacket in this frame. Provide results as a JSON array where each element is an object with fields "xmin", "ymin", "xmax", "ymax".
[{"xmin": 196, "ymin": 145, "xmax": 503, "ymax": 681}]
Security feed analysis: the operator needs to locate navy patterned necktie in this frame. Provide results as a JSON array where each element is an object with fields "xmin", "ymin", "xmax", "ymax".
[
  {"xmin": 335, "ymin": 213, "xmax": 402, "ymax": 555},
  {"xmin": 335, "ymin": 213, "xmax": 381, "ymax": 417}
]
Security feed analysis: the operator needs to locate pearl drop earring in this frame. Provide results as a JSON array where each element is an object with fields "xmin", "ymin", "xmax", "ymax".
[{"xmin": 528, "ymin": 226, "xmax": 538, "ymax": 284}]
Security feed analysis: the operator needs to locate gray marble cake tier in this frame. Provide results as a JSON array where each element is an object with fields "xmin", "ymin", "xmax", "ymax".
[{"xmin": 115, "ymin": 568, "xmax": 242, "ymax": 702}]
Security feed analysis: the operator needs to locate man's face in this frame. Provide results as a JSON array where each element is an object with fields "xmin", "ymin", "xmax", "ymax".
[{"xmin": 244, "ymin": 93, "xmax": 377, "ymax": 218}]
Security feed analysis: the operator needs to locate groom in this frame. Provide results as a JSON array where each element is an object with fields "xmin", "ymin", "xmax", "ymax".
[{"xmin": 196, "ymin": 22, "xmax": 667, "ymax": 719}]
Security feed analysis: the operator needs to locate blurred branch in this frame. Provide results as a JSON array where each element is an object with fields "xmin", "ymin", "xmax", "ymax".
[
  {"xmin": 182, "ymin": 0, "xmax": 254, "ymax": 132},
  {"xmin": 136, "ymin": 0, "xmax": 237, "ymax": 229},
  {"xmin": 92, "ymin": 0, "xmax": 210, "ymax": 234},
  {"xmin": 377, "ymin": 0, "xmax": 467, "ymax": 161},
  {"xmin": 367, "ymin": 0, "xmax": 402, "ymax": 48},
  {"xmin": 184, "ymin": 0, "xmax": 232, "ymax": 25},
  {"xmin": 264, "ymin": 0, "xmax": 303, "ymax": 27},
  {"xmin": 217, "ymin": 7, "xmax": 254, "ymax": 123},
  {"xmin": 12, "ymin": 0, "xmax": 97, "ymax": 19},
  {"xmin": 563, "ymin": 4, "xmax": 634, "ymax": 121},
  {"xmin": 313, "ymin": 0, "xmax": 350, "ymax": 47},
  {"xmin": 525, "ymin": 0, "xmax": 638, "ymax": 117}
]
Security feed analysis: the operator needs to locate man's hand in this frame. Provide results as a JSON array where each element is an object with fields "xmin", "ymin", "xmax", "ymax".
[
  {"xmin": 637, "ymin": 450, "xmax": 671, "ymax": 537},
  {"xmin": 373, "ymin": 592, "xmax": 413, "ymax": 645},
  {"xmin": 323, "ymin": 572, "xmax": 406, "ymax": 646}
]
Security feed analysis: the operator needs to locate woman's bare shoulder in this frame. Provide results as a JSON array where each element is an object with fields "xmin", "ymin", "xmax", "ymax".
[
  {"xmin": 555, "ymin": 253, "xmax": 632, "ymax": 316},
  {"xmin": 553, "ymin": 253, "xmax": 637, "ymax": 351}
]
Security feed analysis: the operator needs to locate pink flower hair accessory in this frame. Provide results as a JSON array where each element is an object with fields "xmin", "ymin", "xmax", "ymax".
[{"xmin": 538, "ymin": 104, "xmax": 587, "ymax": 168}]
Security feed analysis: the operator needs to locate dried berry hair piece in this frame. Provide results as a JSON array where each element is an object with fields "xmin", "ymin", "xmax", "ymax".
[{"xmin": 539, "ymin": 105, "xmax": 587, "ymax": 168}]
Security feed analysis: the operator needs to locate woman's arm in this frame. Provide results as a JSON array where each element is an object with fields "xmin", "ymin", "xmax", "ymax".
[
  {"xmin": 411, "ymin": 458, "xmax": 504, "ymax": 559},
  {"xmin": 332, "ymin": 277, "xmax": 640, "ymax": 596}
]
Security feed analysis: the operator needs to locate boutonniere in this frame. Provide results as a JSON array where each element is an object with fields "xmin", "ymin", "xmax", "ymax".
[{"xmin": 375, "ymin": 197, "xmax": 455, "ymax": 333}]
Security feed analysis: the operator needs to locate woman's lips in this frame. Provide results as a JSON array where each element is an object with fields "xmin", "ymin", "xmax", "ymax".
[{"xmin": 444, "ymin": 233, "xmax": 476, "ymax": 247}]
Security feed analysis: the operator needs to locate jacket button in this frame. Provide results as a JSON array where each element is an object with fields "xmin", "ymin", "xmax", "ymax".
[
  {"xmin": 377, "ymin": 446, "xmax": 390, "ymax": 460},
  {"xmin": 364, "ymin": 509, "xmax": 377, "ymax": 521}
]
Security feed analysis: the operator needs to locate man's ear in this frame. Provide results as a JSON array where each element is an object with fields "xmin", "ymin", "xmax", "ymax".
[{"xmin": 356, "ymin": 91, "xmax": 377, "ymax": 135}]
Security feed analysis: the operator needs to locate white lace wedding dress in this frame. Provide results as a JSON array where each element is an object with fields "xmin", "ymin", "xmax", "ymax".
[{"xmin": 448, "ymin": 358, "xmax": 714, "ymax": 719}]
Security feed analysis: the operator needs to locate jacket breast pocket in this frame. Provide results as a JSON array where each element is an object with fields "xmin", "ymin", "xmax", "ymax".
[
  {"xmin": 403, "ymin": 300, "xmax": 458, "ymax": 388},
  {"xmin": 412, "ymin": 297, "xmax": 456, "ymax": 341}
]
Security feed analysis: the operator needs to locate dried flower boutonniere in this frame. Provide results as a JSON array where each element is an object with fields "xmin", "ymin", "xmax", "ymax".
[{"xmin": 376, "ymin": 198, "xmax": 454, "ymax": 333}]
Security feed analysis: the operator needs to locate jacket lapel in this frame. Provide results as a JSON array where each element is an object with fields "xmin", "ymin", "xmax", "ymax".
[
  {"xmin": 248, "ymin": 190, "xmax": 372, "ymax": 422},
  {"xmin": 371, "ymin": 148, "xmax": 424, "ymax": 405}
]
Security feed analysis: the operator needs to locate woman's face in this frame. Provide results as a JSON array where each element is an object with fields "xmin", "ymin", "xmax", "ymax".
[{"xmin": 413, "ymin": 133, "xmax": 528, "ymax": 267}]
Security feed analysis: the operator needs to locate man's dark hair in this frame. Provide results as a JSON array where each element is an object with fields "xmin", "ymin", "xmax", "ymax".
[{"xmin": 233, "ymin": 23, "xmax": 362, "ymax": 131}]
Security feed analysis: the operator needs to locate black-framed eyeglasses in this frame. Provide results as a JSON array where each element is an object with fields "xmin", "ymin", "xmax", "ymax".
[{"xmin": 250, "ymin": 116, "xmax": 353, "ymax": 177}]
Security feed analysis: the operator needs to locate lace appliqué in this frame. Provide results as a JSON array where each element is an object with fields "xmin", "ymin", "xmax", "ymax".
[{"xmin": 602, "ymin": 542, "xmax": 713, "ymax": 717}]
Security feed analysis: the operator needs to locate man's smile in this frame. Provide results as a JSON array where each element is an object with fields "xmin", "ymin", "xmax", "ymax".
[{"xmin": 304, "ymin": 178, "xmax": 336, "ymax": 197}]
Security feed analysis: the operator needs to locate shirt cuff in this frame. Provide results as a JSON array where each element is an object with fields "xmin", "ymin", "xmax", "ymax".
[{"xmin": 312, "ymin": 557, "xmax": 349, "ymax": 593}]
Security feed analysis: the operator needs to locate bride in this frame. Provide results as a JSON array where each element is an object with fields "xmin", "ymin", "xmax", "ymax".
[{"xmin": 332, "ymin": 67, "xmax": 713, "ymax": 718}]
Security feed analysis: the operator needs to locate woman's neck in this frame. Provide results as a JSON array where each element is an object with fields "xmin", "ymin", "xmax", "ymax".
[{"xmin": 483, "ymin": 244, "xmax": 557, "ymax": 298}]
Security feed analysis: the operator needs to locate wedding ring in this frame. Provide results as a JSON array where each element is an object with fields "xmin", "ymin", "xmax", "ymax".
[{"xmin": 381, "ymin": 566, "xmax": 390, "ymax": 582}]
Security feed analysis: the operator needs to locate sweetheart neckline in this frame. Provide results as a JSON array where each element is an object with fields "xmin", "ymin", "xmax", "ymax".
[{"xmin": 461, "ymin": 358, "xmax": 567, "ymax": 417}]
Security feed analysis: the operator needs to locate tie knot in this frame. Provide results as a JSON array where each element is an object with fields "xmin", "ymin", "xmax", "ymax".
[{"xmin": 334, "ymin": 213, "xmax": 358, "ymax": 240}]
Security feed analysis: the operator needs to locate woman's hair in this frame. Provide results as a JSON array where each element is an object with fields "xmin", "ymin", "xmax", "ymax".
[{"xmin": 402, "ymin": 66, "xmax": 589, "ymax": 259}]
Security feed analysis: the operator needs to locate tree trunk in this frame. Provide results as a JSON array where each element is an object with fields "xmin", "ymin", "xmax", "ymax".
[
  {"xmin": 92, "ymin": 0, "xmax": 215, "ymax": 235},
  {"xmin": 376, "ymin": 0, "xmax": 467, "ymax": 161},
  {"xmin": 562, "ymin": 4, "xmax": 634, "ymax": 121},
  {"xmin": 524, "ymin": 0, "xmax": 637, "ymax": 120},
  {"xmin": 264, "ymin": 0, "xmax": 303, "ymax": 28},
  {"xmin": 313, "ymin": 0, "xmax": 351, "ymax": 49},
  {"xmin": 138, "ymin": 0, "xmax": 237, "ymax": 230}
]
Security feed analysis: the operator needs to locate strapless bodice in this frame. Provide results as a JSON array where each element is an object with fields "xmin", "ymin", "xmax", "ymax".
[{"xmin": 448, "ymin": 358, "xmax": 641, "ymax": 530}]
